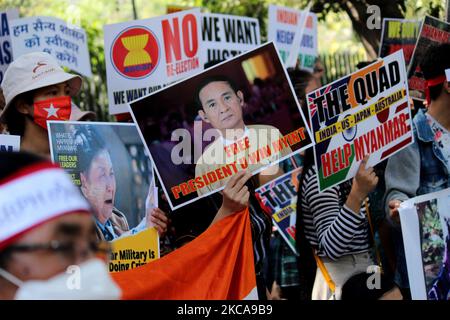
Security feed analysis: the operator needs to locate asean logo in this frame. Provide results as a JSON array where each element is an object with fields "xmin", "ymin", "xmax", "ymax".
[{"xmin": 111, "ymin": 26, "xmax": 160, "ymax": 79}]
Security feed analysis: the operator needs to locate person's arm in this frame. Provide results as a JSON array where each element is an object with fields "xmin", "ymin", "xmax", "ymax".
[
  {"xmin": 305, "ymin": 157, "xmax": 377, "ymax": 261},
  {"xmin": 209, "ymin": 171, "xmax": 251, "ymax": 227},
  {"xmin": 383, "ymin": 142, "xmax": 421, "ymax": 226},
  {"xmin": 346, "ymin": 156, "xmax": 379, "ymax": 213}
]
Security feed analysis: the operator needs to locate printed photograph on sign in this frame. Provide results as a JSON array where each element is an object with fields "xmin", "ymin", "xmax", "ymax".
[
  {"xmin": 408, "ymin": 15, "xmax": 450, "ymax": 101},
  {"xmin": 255, "ymin": 165, "xmax": 303, "ymax": 255},
  {"xmin": 307, "ymin": 50, "xmax": 413, "ymax": 192},
  {"xmin": 9, "ymin": 16, "xmax": 92, "ymax": 77},
  {"xmin": 416, "ymin": 197, "xmax": 450, "ymax": 300},
  {"xmin": 399, "ymin": 189, "xmax": 450, "ymax": 300},
  {"xmin": 48, "ymin": 121, "xmax": 159, "ymax": 272},
  {"xmin": 378, "ymin": 18, "xmax": 420, "ymax": 67},
  {"xmin": 104, "ymin": 9, "xmax": 204, "ymax": 115},
  {"xmin": 129, "ymin": 42, "xmax": 313, "ymax": 210},
  {"xmin": 201, "ymin": 13, "xmax": 260, "ymax": 66}
]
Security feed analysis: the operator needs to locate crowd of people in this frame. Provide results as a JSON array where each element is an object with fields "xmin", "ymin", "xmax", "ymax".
[{"xmin": 0, "ymin": 18, "xmax": 449, "ymax": 300}]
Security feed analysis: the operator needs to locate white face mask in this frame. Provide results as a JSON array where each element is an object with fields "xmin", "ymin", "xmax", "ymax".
[{"xmin": 0, "ymin": 259, "xmax": 121, "ymax": 300}]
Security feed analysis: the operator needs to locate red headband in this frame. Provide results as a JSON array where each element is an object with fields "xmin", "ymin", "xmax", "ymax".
[{"xmin": 425, "ymin": 75, "xmax": 446, "ymax": 105}]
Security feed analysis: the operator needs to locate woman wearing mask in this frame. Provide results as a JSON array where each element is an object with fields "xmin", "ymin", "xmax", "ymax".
[
  {"xmin": 0, "ymin": 51, "xmax": 95, "ymax": 157},
  {"xmin": 0, "ymin": 52, "xmax": 168, "ymax": 240},
  {"xmin": 0, "ymin": 151, "xmax": 116, "ymax": 300},
  {"xmin": 0, "ymin": 151, "xmax": 252, "ymax": 300}
]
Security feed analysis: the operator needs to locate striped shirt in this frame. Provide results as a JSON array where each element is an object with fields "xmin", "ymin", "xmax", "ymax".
[
  {"xmin": 249, "ymin": 194, "xmax": 272, "ymax": 274},
  {"xmin": 300, "ymin": 166, "xmax": 370, "ymax": 261}
]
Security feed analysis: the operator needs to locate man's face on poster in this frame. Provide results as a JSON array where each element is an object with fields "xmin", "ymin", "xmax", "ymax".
[
  {"xmin": 81, "ymin": 150, "xmax": 116, "ymax": 221},
  {"xmin": 198, "ymin": 81, "xmax": 245, "ymax": 132}
]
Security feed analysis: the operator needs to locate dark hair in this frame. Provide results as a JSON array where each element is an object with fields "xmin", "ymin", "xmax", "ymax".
[
  {"xmin": 74, "ymin": 126, "xmax": 107, "ymax": 176},
  {"xmin": 287, "ymin": 68, "xmax": 314, "ymax": 109},
  {"xmin": 3, "ymin": 92, "xmax": 35, "ymax": 136},
  {"xmin": 295, "ymin": 146, "xmax": 316, "ymax": 300},
  {"xmin": 0, "ymin": 151, "xmax": 45, "ymax": 181},
  {"xmin": 194, "ymin": 75, "xmax": 239, "ymax": 110},
  {"xmin": 0, "ymin": 151, "xmax": 47, "ymax": 268},
  {"xmin": 289, "ymin": 68, "xmax": 319, "ymax": 300},
  {"xmin": 420, "ymin": 43, "xmax": 450, "ymax": 101},
  {"xmin": 341, "ymin": 271, "xmax": 397, "ymax": 300}
]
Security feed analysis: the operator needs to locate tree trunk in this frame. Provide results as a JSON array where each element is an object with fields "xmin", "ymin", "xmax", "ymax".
[
  {"xmin": 342, "ymin": 0, "xmax": 405, "ymax": 60},
  {"xmin": 447, "ymin": 0, "xmax": 450, "ymax": 22}
]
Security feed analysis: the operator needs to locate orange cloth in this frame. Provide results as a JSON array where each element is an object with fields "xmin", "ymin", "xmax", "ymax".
[{"xmin": 112, "ymin": 208, "xmax": 257, "ymax": 300}]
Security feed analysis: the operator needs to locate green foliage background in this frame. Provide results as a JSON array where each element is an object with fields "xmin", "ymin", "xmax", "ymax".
[{"xmin": 0, "ymin": 0, "xmax": 447, "ymax": 118}]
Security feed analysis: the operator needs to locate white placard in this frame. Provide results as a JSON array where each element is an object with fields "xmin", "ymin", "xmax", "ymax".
[
  {"xmin": 267, "ymin": 4, "xmax": 318, "ymax": 71},
  {"xmin": 201, "ymin": 13, "xmax": 260, "ymax": 65},
  {"xmin": 0, "ymin": 134, "xmax": 20, "ymax": 152},
  {"xmin": 104, "ymin": 9, "xmax": 204, "ymax": 115},
  {"xmin": 0, "ymin": 8, "xmax": 19, "ymax": 83},
  {"xmin": 399, "ymin": 188, "xmax": 450, "ymax": 300},
  {"xmin": 9, "ymin": 16, "xmax": 92, "ymax": 77}
]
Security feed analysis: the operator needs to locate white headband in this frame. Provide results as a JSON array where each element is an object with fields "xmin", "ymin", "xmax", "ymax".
[{"xmin": 0, "ymin": 163, "xmax": 91, "ymax": 249}]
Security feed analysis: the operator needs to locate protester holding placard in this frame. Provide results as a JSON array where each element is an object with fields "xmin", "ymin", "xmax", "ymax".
[
  {"xmin": 299, "ymin": 151, "xmax": 378, "ymax": 300},
  {"xmin": 0, "ymin": 51, "xmax": 170, "ymax": 252},
  {"xmin": 290, "ymin": 63, "xmax": 382, "ymax": 301},
  {"xmin": 298, "ymin": 149, "xmax": 378, "ymax": 300},
  {"xmin": 72, "ymin": 125, "xmax": 168, "ymax": 240},
  {"xmin": 0, "ymin": 152, "xmax": 118, "ymax": 300},
  {"xmin": 0, "ymin": 152, "xmax": 254, "ymax": 300},
  {"xmin": 0, "ymin": 51, "xmax": 95, "ymax": 157},
  {"xmin": 384, "ymin": 43, "xmax": 450, "ymax": 298}
]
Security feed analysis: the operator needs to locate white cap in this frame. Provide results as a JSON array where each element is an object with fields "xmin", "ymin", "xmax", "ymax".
[
  {"xmin": 0, "ymin": 52, "xmax": 85, "ymax": 122},
  {"xmin": 0, "ymin": 162, "xmax": 91, "ymax": 250}
]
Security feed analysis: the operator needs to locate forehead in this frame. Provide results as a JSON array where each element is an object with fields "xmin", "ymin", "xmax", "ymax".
[
  {"xmin": 90, "ymin": 150, "xmax": 113, "ymax": 170},
  {"xmin": 199, "ymin": 81, "xmax": 233, "ymax": 99},
  {"xmin": 13, "ymin": 212, "xmax": 93, "ymax": 244},
  {"xmin": 33, "ymin": 81, "xmax": 69, "ymax": 94}
]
